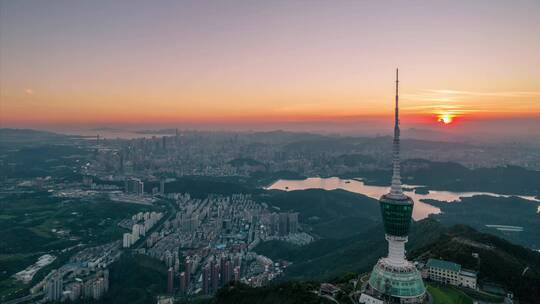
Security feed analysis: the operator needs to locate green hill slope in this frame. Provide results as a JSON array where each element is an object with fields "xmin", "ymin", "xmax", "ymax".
[
  {"xmin": 255, "ymin": 218, "xmax": 444, "ymax": 281},
  {"xmin": 411, "ymin": 225, "xmax": 540, "ymax": 303},
  {"xmin": 211, "ymin": 282, "xmax": 333, "ymax": 304}
]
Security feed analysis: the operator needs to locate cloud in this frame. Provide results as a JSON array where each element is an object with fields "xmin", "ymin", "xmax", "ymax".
[
  {"xmin": 402, "ymin": 101, "xmax": 493, "ymax": 116},
  {"xmin": 401, "ymin": 89, "xmax": 540, "ymax": 114},
  {"xmin": 418, "ymin": 89, "xmax": 540, "ymax": 98}
]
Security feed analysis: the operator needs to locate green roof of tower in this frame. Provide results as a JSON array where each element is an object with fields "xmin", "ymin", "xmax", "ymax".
[{"xmin": 426, "ymin": 258, "xmax": 461, "ymax": 272}]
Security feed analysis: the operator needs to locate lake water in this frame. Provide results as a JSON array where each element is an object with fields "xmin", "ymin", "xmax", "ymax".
[{"xmin": 267, "ymin": 177, "xmax": 540, "ymax": 220}]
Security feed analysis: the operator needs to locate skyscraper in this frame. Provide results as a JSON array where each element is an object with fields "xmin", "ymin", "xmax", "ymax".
[
  {"xmin": 119, "ymin": 151, "xmax": 124, "ymax": 172},
  {"xmin": 167, "ymin": 267, "xmax": 174, "ymax": 294},
  {"xmin": 46, "ymin": 273, "xmax": 63, "ymax": 302},
  {"xmin": 220, "ymin": 257, "xmax": 227, "ymax": 286},
  {"xmin": 125, "ymin": 178, "xmax": 144, "ymax": 196},
  {"xmin": 211, "ymin": 261, "xmax": 220, "ymax": 292},
  {"xmin": 278, "ymin": 212, "xmax": 289, "ymax": 236},
  {"xmin": 122, "ymin": 233, "xmax": 132, "ymax": 248},
  {"xmin": 224, "ymin": 260, "xmax": 233, "ymax": 285},
  {"xmin": 202, "ymin": 266, "xmax": 211, "ymax": 295},
  {"xmin": 184, "ymin": 258, "xmax": 192, "ymax": 288},
  {"xmin": 233, "ymin": 266, "xmax": 241, "ymax": 282},
  {"xmin": 160, "ymin": 179, "xmax": 165, "ymax": 195},
  {"xmin": 363, "ymin": 70, "xmax": 425, "ymax": 303},
  {"xmin": 179, "ymin": 272, "xmax": 187, "ymax": 294},
  {"xmin": 179, "ymin": 271, "xmax": 187, "ymax": 294},
  {"xmin": 288, "ymin": 212, "xmax": 299, "ymax": 233}
]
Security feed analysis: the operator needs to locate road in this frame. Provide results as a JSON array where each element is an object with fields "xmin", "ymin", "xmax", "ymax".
[{"xmin": 1, "ymin": 292, "xmax": 43, "ymax": 304}]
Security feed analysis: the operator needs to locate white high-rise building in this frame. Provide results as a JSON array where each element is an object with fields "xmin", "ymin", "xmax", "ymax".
[
  {"xmin": 46, "ymin": 273, "xmax": 63, "ymax": 302},
  {"xmin": 123, "ymin": 233, "xmax": 132, "ymax": 248}
]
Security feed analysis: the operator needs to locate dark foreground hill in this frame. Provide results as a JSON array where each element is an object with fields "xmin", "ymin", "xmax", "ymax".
[
  {"xmin": 346, "ymin": 158, "xmax": 540, "ymax": 196},
  {"xmin": 91, "ymin": 221, "xmax": 540, "ymax": 304},
  {"xmin": 209, "ymin": 282, "xmax": 333, "ymax": 304},
  {"xmin": 425, "ymin": 195, "xmax": 540, "ymax": 249},
  {"xmin": 410, "ymin": 224, "xmax": 540, "ymax": 303},
  {"xmin": 254, "ymin": 217, "xmax": 444, "ymax": 281},
  {"xmin": 216, "ymin": 223, "xmax": 540, "ymax": 304}
]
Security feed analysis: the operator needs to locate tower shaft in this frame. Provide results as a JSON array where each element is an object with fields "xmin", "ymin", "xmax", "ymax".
[
  {"xmin": 366, "ymin": 69, "xmax": 425, "ymax": 302},
  {"xmin": 390, "ymin": 68, "xmax": 404, "ymax": 199}
]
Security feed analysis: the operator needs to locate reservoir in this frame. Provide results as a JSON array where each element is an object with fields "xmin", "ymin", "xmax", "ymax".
[{"xmin": 267, "ymin": 177, "xmax": 540, "ymax": 220}]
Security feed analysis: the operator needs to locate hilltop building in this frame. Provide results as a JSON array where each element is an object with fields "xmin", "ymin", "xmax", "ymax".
[
  {"xmin": 361, "ymin": 70, "xmax": 426, "ymax": 304},
  {"xmin": 425, "ymin": 258, "xmax": 477, "ymax": 289}
]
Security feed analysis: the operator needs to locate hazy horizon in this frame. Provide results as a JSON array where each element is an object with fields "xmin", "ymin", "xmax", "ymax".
[
  {"xmin": 1, "ymin": 0, "xmax": 540, "ymax": 135},
  {"xmin": 3, "ymin": 116, "xmax": 540, "ymax": 144},
  {"xmin": 2, "ymin": 2, "xmax": 540, "ymax": 303}
]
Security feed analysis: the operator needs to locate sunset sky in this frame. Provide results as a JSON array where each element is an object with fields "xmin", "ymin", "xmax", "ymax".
[{"xmin": 1, "ymin": 1, "xmax": 539, "ymax": 133}]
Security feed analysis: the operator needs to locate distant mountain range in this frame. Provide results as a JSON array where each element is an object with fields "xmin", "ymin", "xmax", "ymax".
[
  {"xmin": 0, "ymin": 128, "xmax": 69, "ymax": 144},
  {"xmin": 135, "ymin": 129, "xmax": 177, "ymax": 135},
  {"xmin": 89, "ymin": 127, "xmax": 126, "ymax": 132}
]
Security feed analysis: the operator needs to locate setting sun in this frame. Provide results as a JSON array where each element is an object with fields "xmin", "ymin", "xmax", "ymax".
[{"xmin": 437, "ymin": 114, "xmax": 455, "ymax": 125}]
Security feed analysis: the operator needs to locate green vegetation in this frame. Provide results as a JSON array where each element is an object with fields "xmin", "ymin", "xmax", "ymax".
[
  {"xmin": 0, "ymin": 276, "xmax": 26, "ymax": 302},
  {"xmin": 0, "ymin": 129, "xmax": 69, "ymax": 144},
  {"xmin": 228, "ymin": 158, "xmax": 265, "ymax": 167},
  {"xmin": 0, "ymin": 253, "xmax": 40, "ymax": 278},
  {"xmin": 459, "ymin": 288, "xmax": 504, "ymax": 303},
  {"xmin": 0, "ymin": 192, "xmax": 156, "ymax": 255},
  {"xmin": 255, "ymin": 219, "xmax": 443, "ymax": 281},
  {"xmin": 255, "ymin": 226, "xmax": 385, "ymax": 280},
  {"xmin": 0, "ymin": 144, "xmax": 89, "ymax": 179},
  {"xmin": 250, "ymin": 170, "xmax": 308, "ymax": 187},
  {"xmin": 411, "ymin": 225, "xmax": 540, "ymax": 303},
  {"xmin": 255, "ymin": 208, "xmax": 538, "ymax": 303},
  {"xmin": 426, "ymin": 195, "xmax": 540, "ymax": 249},
  {"xmin": 350, "ymin": 159, "xmax": 540, "ymax": 196},
  {"xmin": 255, "ymin": 187, "xmax": 443, "ymax": 281},
  {"xmin": 261, "ymin": 189, "xmax": 380, "ymax": 238},
  {"xmin": 0, "ymin": 192, "xmax": 157, "ymax": 300},
  {"xmin": 427, "ymin": 284, "xmax": 472, "ymax": 304},
  {"xmin": 211, "ymin": 282, "xmax": 333, "ymax": 304},
  {"xmin": 254, "ymin": 188, "xmax": 443, "ymax": 281},
  {"xmin": 414, "ymin": 187, "xmax": 430, "ymax": 194},
  {"xmin": 93, "ymin": 254, "xmax": 167, "ymax": 304}
]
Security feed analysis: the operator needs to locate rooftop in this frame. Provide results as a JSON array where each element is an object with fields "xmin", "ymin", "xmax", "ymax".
[
  {"xmin": 459, "ymin": 269, "xmax": 478, "ymax": 278},
  {"xmin": 426, "ymin": 258, "xmax": 461, "ymax": 272}
]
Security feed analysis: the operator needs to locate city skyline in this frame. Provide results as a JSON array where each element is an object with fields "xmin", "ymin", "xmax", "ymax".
[
  {"xmin": 1, "ymin": 1, "xmax": 540, "ymax": 133},
  {"xmin": 1, "ymin": 2, "xmax": 540, "ymax": 303}
]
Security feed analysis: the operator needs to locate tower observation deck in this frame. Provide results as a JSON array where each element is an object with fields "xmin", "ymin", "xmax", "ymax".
[{"xmin": 364, "ymin": 70, "xmax": 426, "ymax": 303}]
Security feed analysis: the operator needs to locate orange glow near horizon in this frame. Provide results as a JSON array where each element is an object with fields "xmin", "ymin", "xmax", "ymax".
[
  {"xmin": 436, "ymin": 113, "xmax": 457, "ymax": 125},
  {"xmin": 2, "ymin": 106, "xmax": 538, "ymax": 128},
  {"xmin": 1, "ymin": 2, "xmax": 540, "ymax": 129}
]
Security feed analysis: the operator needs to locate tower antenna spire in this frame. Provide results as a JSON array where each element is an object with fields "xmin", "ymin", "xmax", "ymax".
[
  {"xmin": 365, "ymin": 69, "xmax": 425, "ymax": 302},
  {"xmin": 390, "ymin": 68, "xmax": 404, "ymax": 198}
]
